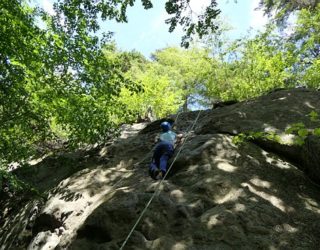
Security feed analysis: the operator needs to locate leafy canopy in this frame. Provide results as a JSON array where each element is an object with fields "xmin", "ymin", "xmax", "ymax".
[{"xmin": 53, "ymin": 0, "xmax": 221, "ymax": 48}]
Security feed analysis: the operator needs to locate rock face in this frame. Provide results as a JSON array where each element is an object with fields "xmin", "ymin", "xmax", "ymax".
[{"xmin": 1, "ymin": 88, "xmax": 320, "ymax": 249}]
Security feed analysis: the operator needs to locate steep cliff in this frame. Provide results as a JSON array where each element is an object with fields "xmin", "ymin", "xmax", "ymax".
[{"xmin": 1, "ymin": 88, "xmax": 320, "ymax": 249}]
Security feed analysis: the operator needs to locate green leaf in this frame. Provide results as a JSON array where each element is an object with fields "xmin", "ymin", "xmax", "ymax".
[
  {"xmin": 294, "ymin": 137, "xmax": 305, "ymax": 146},
  {"xmin": 309, "ymin": 110, "xmax": 319, "ymax": 122},
  {"xmin": 298, "ymin": 129, "xmax": 309, "ymax": 137},
  {"xmin": 313, "ymin": 128, "xmax": 320, "ymax": 136}
]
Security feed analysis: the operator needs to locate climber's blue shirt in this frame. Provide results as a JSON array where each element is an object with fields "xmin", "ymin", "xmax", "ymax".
[{"xmin": 159, "ymin": 131, "xmax": 177, "ymax": 145}]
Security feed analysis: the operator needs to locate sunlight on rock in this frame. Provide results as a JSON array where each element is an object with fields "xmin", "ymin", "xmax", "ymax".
[
  {"xmin": 276, "ymin": 97, "xmax": 287, "ymax": 101},
  {"xmin": 246, "ymin": 155, "xmax": 260, "ymax": 167},
  {"xmin": 116, "ymin": 160, "xmax": 130, "ymax": 169},
  {"xmin": 171, "ymin": 242, "xmax": 187, "ymax": 250},
  {"xmin": 249, "ymin": 197, "xmax": 259, "ymax": 202},
  {"xmin": 144, "ymin": 217, "xmax": 155, "ymax": 229},
  {"xmin": 278, "ymin": 133, "xmax": 295, "ymax": 145},
  {"xmin": 42, "ymin": 178, "xmax": 118, "ymax": 248},
  {"xmin": 304, "ymin": 101, "xmax": 315, "ymax": 109},
  {"xmin": 205, "ymin": 215, "xmax": 220, "ymax": 229},
  {"xmin": 216, "ymin": 162, "xmax": 237, "ymax": 172},
  {"xmin": 170, "ymin": 190, "xmax": 186, "ymax": 203},
  {"xmin": 60, "ymin": 167, "xmax": 131, "ymax": 194},
  {"xmin": 237, "ymin": 111, "xmax": 247, "ymax": 118},
  {"xmin": 298, "ymin": 195, "xmax": 320, "ymax": 213},
  {"xmin": 120, "ymin": 186, "xmax": 135, "ymax": 193},
  {"xmin": 204, "ymin": 177, "xmax": 214, "ymax": 183},
  {"xmin": 188, "ymin": 165, "xmax": 198, "ymax": 171},
  {"xmin": 202, "ymin": 139, "xmax": 216, "ymax": 148},
  {"xmin": 72, "ymin": 169, "xmax": 109, "ymax": 189},
  {"xmin": 119, "ymin": 123, "xmax": 147, "ymax": 139},
  {"xmin": 214, "ymin": 147, "xmax": 240, "ymax": 160},
  {"xmin": 4, "ymin": 89, "xmax": 320, "ymax": 249},
  {"xmin": 102, "ymin": 170, "xmax": 118, "ymax": 182},
  {"xmin": 214, "ymin": 188, "xmax": 244, "ymax": 204},
  {"xmin": 242, "ymin": 183, "xmax": 294, "ymax": 212},
  {"xmin": 146, "ymin": 182, "xmax": 160, "ymax": 193},
  {"xmin": 109, "ymin": 172, "xmax": 121, "ymax": 182},
  {"xmin": 201, "ymin": 207, "xmax": 223, "ymax": 230},
  {"xmin": 28, "ymin": 231, "xmax": 60, "ymax": 249},
  {"xmin": 200, "ymin": 205, "xmax": 238, "ymax": 231},
  {"xmin": 250, "ymin": 177, "xmax": 271, "ymax": 188},
  {"xmin": 263, "ymin": 126, "xmax": 277, "ymax": 133},
  {"xmin": 99, "ymin": 146, "xmax": 108, "ymax": 157},
  {"xmin": 28, "ymin": 153, "xmax": 52, "ymax": 165},
  {"xmin": 274, "ymin": 223, "xmax": 298, "ymax": 233},
  {"xmin": 262, "ymin": 151, "xmax": 292, "ymax": 169},
  {"xmin": 233, "ymin": 203, "xmax": 246, "ymax": 212},
  {"xmin": 304, "ymin": 200, "xmax": 320, "ymax": 213}
]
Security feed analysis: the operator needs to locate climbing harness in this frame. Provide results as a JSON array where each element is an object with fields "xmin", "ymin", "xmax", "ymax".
[{"xmin": 120, "ymin": 110, "xmax": 202, "ymax": 250}]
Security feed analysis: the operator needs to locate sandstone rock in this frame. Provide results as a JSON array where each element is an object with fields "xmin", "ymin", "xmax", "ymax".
[{"xmin": 1, "ymin": 89, "xmax": 320, "ymax": 249}]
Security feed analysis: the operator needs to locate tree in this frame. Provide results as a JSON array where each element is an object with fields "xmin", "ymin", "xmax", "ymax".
[
  {"xmin": 203, "ymin": 25, "xmax": 296, "ymax": 101},
  {"xmin": 53, "ymin": 0, "xmax": 221, "ymax": 48},
  {"xmin": 288, "ymin": 4, "xmax": 320, "ymax": 88},
  {"xmin": 258, "ymin": 0, "xmax": 318, "ymax": 25},
  {"xmin": 152, "ymin": 46, "xmax": 212, "ymax": 111},
  {"xmin": 0, "ymin": 0, "xmax": 137, "ymax": 163},
  {"xmin": 0, "ymin": 0, "xmax": 223, "ymax": 165},
  {"xmin": 0, "ymin": 0, "xmax": 52, "ymax": 162},
  {"xmin": 120, "ymin": 62, "xmax": 183, "ymax": 120}
]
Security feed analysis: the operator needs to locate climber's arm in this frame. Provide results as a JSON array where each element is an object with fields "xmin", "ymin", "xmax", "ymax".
[{"xmin": 174, "ymin": 133, "xmax": 184, "ymax": 148}]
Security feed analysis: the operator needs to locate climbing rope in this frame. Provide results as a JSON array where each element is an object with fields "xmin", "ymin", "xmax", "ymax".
[
  {"xmin": 111, "ymin": 111, "xmax": 184, "ymax": 192},
  {"xmin": 173, "ymin": 110, "xmax": 182, "ymax": 129},
  {"xmin": 120, "ymin": 110, "xmax": 202, "ymax": 250}
]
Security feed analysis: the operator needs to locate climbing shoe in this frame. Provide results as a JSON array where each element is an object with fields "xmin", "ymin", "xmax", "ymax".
[
  {"xmin": 149, "ymin": 168, "xmax": 160, "ymax": 180},
  {"xmin": 155, "ymin": 170, "xmax": 166, "ymax": 180}
]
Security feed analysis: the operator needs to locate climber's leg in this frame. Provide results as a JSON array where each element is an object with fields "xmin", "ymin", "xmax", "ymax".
[
  {"xmin": 158, "ymin": 143, "xmax": 174, "ymax": 178},
  {"xmin": 149, "ymin": 141, "xmax": 174, "ymax": 180},
  {"xmin": 149, "ymin": 159, "xmax": 160, "ymax": 180},
  {"xmin": 159, "ymin": 154, "xmax": 170, "ymax": 175},
  {"xmin": 149, "ymin": 143, "xmax": 163, "ymax": 179}
]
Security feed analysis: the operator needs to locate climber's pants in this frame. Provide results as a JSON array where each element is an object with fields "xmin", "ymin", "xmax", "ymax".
[{"xmin": 149, "ymin": 141, "xmax": 174, "ymax": 173}]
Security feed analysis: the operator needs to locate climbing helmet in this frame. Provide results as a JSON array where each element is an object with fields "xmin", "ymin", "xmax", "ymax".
[{"xmin": 160, "ymin": 121, "xmax": 171, "ymax": 132}]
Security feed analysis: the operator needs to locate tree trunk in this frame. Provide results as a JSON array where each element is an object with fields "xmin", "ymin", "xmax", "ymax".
[{"xmin": 183, "ymin": 95, "xmax": 188, "ymax": 112}]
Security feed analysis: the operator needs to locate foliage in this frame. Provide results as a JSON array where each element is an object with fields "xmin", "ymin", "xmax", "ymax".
[
  {"xmin": 252, "ymin": 3, "xmax": 320, "ymax": 89},
  {"xmin": 0, "ymin": 0, "xmax": 138, "ymax": 164},
  {"xmin": 0, "ymin": 0, "xmax": 223, "ymax": 165},
  {"xmin": 309, "ymin": 110, "xmax": 319, "ymax": 122},
  {"xmin": 232, "ymin": 131, "xmax": 281, "ymax": 145},
  {"xmin": 0, "ymin": 0, "xmax": 52, "ymax": 162},
  {"xmin": 54, "ymin": 0, "xmax": 221, "ymax": 48},
  {"xmin": 289, "ymin": 4, "xmax": 320, "ymax": 88},
  {"xmin": 0, "ymin": 166, "xmax": 40, "ymax": 197},
  {"xmin": 233, "ymin": 111, "xmax": 320, "ymax": 146},
  {"xmin": 1, "ymin": 0, "xmax": 320, "ymax": 171},
  {"xmin": 204, "ymin": 26, "xmax": 295, "ymax": 101},
  {"xmin": 152, "ymin": 46, "xmax": 212, "ymax": 110},
  {"xmin": 120, "ymin": 63, "xmax": 182, "ymax": 119},
  {"xmin": 201, "ymin": 4, "xmax": 320, "ymax": 101},
  {"xmin": 45, "ymin": 41, "xmax": 135, "ymax": 146},
  {"xmin": 258, "ymin": 0, "xmax": 318, "ymax": 25},
  {"xmin": 164, "ymin": 0, "xmax": 221, "ymax": 47}
]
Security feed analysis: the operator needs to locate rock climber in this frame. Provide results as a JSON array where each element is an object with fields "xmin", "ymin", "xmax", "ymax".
[{"xmin": 149, "ymin": 121, "xmax": 182, "ymax": 180}]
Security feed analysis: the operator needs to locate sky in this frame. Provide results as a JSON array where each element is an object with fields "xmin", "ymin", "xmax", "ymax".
[{"xmin": 39, "ymin": 0, "xmax": 268, "ymax": 57}]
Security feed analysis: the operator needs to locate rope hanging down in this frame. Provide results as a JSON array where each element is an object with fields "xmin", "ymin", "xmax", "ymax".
[
  {"xmin": 111, "ymin": 111, "xmax": 184, "ymax": 192},
  {"xmin": 120, "ymin": 110, "xmax": 202, "ymax": 250}
]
